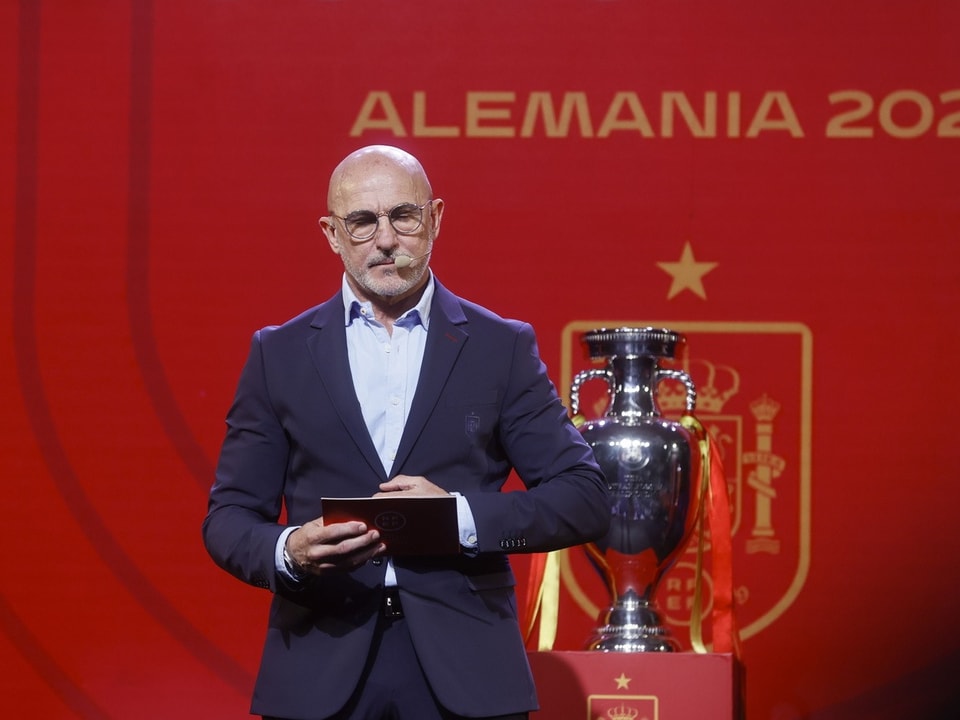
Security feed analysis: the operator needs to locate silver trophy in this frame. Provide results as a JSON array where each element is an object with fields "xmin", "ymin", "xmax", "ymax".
[{"xmin": 571, "ymin": 327, "xmax": 701, "ymax": 652}]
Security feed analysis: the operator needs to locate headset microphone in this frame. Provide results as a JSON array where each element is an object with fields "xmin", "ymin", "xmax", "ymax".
[{"xmin": 393, "ymin": 251, "xmax": 431, "ymax": 269}]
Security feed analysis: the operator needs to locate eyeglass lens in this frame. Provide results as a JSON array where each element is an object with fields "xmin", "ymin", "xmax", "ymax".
[{"xmin": 344, "ymin": 203, "xmax": 424, "ymax": 239}]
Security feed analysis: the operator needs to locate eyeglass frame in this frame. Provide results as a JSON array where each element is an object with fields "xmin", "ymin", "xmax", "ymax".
[{"xmin": 329, "ymin": 199, "xmax": 435, "ymax": 241}]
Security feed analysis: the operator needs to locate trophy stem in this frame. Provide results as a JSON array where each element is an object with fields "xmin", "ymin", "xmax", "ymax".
[{"xmin": 585, "ymin": 549, "xmax": 680, "ymax": 652}]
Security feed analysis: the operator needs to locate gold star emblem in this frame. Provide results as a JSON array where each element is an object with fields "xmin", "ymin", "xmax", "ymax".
[
  {"xmin": 614, "ymin": 672, "xmax": 631, "ymax": 689},
  {"xmin": 656, "ymin": 241, "xmax": 718, "ymax": 300}
]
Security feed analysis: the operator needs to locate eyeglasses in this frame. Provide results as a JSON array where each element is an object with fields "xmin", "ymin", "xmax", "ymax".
[{"xmin": 331, "ymin": 200, "xmax": 432, "ymax": 241}]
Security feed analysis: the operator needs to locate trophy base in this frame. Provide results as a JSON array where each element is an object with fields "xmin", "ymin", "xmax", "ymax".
[
  {"xmin": 585, "ymin": 589, "xmax": 680, "ymax": 653},
  {"xmin": 585, "ymin": 629, "xmax": 680, "ymax": 653}
]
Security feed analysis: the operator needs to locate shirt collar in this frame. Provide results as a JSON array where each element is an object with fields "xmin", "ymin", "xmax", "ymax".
[{"xmin": 341, "ymin": 272, "xmax": 435, "ymax": 330}]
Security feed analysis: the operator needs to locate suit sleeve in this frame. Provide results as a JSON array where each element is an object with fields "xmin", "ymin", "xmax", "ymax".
[
  {"xmin": 464, "ymin": 322, "xmax": 611, "ymax": 553},
  {"xmin": 201, "ymin": 329, "xmax": 289, "ymax": 591}
]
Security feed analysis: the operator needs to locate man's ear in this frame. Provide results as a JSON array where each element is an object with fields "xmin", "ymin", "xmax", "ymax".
[
  {"xmin": 429, "ymin": 198, "xmax": 445, "ymax": 239},
  {"xmin": 319, "ymin": 217, "xmax": 340, "ymax": 254}
]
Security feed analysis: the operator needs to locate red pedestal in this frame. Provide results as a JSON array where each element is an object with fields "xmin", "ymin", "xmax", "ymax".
[{"xmin": 528, "ymin": 651, "xmax": 744, "ymax": 720}]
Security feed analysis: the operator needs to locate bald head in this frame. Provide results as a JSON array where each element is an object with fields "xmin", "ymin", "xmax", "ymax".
[{"xmin": 327, "ymin": 145, "xmax": 433, "ymax": 213}]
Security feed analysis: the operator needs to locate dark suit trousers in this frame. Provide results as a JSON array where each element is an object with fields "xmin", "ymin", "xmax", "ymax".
[{"xmin": 264, "ymin": 610, "xmax": 529, "ymax": 720}]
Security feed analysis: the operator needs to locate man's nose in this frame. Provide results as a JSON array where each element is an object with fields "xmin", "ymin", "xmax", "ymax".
[{"xmin": 373, "ymin": 217, "xmax": 399, "ymax": 247}]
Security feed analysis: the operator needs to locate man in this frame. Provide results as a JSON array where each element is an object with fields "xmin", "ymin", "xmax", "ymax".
[{"xmin": 202, "ymin": 145, "xmax": 610, "ymax": 720}]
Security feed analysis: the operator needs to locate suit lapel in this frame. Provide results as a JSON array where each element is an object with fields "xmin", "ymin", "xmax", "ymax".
[
  {"xmin": 393, "ymin": 282, "xmax": 468, "ymax": 471},
  {"xmin": 306, "ymin": 296, "xmax": 386, "ymax": 481}
]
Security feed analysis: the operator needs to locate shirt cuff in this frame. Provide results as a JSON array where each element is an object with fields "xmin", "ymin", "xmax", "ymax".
[
  {"xmin": 452, "ymin": 492, "xmax": 479, "ymax": 550},
  {"xmin": 275, "ymin": 525, "xmax": 304, "ymax": 582}
]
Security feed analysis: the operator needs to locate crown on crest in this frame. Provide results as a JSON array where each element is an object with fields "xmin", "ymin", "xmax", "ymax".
[
  {"xmin": 658, "ymin": 358, "xmax": 740, "ymax": 414},
  {"xmin": 750, "ymin": 392, "xmax": 781, "ymax": 422},
  {"xmin": 605, "ymin": 704, "xmax": 640, "ymax": 720}
]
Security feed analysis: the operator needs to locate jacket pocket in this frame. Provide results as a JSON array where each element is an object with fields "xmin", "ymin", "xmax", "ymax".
[{"xmin": 464, "ymin": 568, "xmax": 516, "ymax": 592}]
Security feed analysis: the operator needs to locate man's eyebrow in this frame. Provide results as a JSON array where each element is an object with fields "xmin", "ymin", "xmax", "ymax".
[{"xmin": 343, "ymin": 208, "xmax": 374, "ymax": 219}]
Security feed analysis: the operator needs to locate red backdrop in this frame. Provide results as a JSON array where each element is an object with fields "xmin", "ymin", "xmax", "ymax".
[{"xmin": 2, "ymin": 1, "xmax": 959, "ymax": 718}]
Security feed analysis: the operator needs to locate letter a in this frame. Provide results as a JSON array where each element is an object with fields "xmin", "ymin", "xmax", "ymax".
[{"xmin": 350, "ymin": 92, "xmax": 408, "ymax": 137}]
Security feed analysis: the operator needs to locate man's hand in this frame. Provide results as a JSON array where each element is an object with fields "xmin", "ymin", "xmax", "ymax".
[
  {"xmin": 285, "ymin": 519, "xmax": 385, "ymax": 575},
  {"xmin": 375, "ymin": 474, "xmax": 449, "ymax": 496}
]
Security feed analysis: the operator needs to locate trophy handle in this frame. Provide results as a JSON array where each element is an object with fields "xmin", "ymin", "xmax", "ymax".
[
  {"xmin": 570, "ymin": 368, "xmax": 615, "ymax": 416},
  {"xmin": 655, "ymin": 368, "xmax": 698, "ymax": 413}
]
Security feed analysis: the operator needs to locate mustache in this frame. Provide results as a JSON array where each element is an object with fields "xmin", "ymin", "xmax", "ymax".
[
  {"xmin": 366, "ymin": 241, "xmax": 433, "ymax": 269},
  {"xmin": 367, "ymin": 253, "xmax": 396, "ymax": 268}
]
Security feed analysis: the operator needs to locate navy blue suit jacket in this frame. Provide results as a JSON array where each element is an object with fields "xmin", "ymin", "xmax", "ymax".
[{"xmin": 202, "ymin": 278, "xmax": 609, "ymax": 719}]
